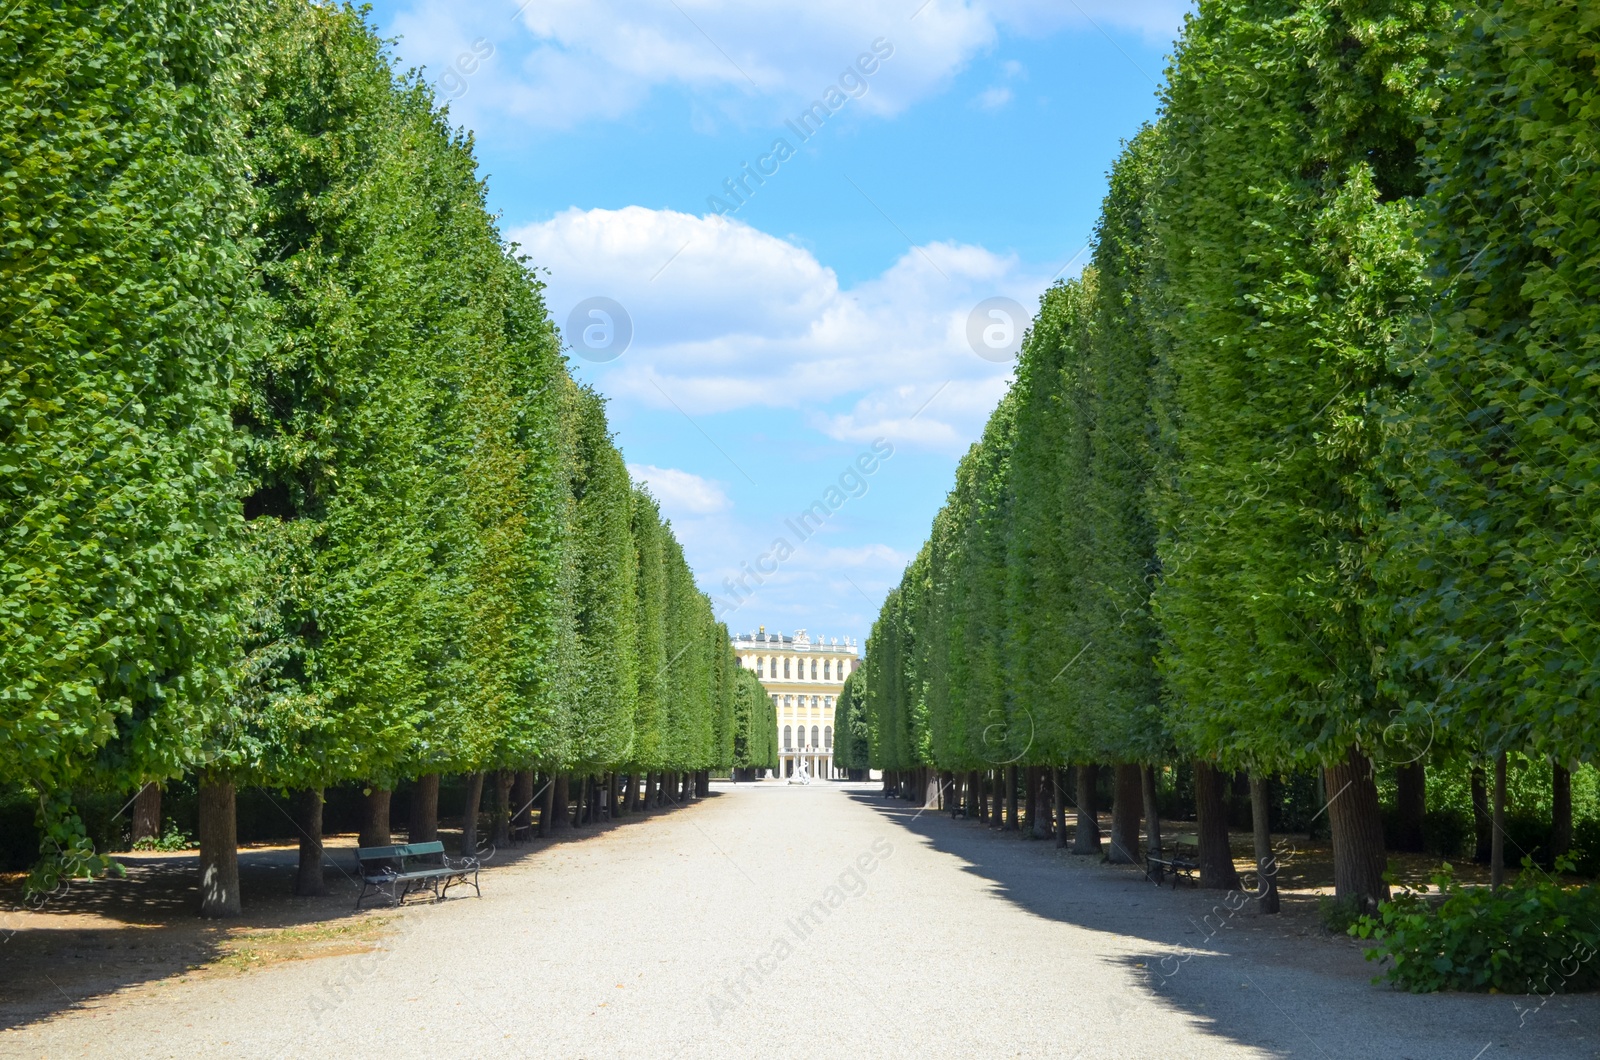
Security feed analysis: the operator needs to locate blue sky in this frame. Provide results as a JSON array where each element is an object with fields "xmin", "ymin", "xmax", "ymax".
[{"xmin": 363, "ymin": 0, "xmax": 1190, "ymax": 644}]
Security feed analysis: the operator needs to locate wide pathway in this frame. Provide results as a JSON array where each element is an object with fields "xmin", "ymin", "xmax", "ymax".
[{"xmin": 5, "ymin": 782, "xmax": 1597, "ymax": 1058}]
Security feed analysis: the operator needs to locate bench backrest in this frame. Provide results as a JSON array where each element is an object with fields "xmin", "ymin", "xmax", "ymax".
[{"xmin": 356, "ymin": 841, "xmax": 445, "ymax": 872}]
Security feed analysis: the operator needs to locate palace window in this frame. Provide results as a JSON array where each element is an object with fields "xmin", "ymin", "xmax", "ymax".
[
  {"xmin": 824, "ymin": 659, "xmax": 831, "ymax": 680},
  {"xmin": 783, "ymin": 725, "xmax": 792, "ymax": 751},
  {"xmin": 810, "ymin": 659, "xmax": 817, "ymax": 679},
  {"xmin": 783, "ymin": 657, "xmax": 790, "ymax": 679},
  {"xmin": 825, "ymin": 725, "xmax": 833, "ymax": 750},
  {"xmin": 825, "ymin": 696, "xmax": 833, "ymax": 708},
  {"xmin": 810, "ymin": 725, "xmax": 820, "ymax": 748},
  {"xmin": 756, "ymin": 657, "xmax": 764, "ymax": 677}
]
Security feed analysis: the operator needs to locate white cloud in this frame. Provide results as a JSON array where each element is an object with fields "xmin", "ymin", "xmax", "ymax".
[
  {"xmin": 975, "ymin": 85, "xmax": 1012, "ymax": 109},
  {"xmin": 628, "ymin": 464, "xmax": 730, "ymax": 516},
  {"xmin": 509, "ymin": 206, "xmax": 1054, "ymax": 453},
  {"xmin": 388, "ymin": 0, "xmax": 1191, "ymax": 131}
]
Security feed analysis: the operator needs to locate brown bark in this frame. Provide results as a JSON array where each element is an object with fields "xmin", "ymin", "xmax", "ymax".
[
  {"xmin": 552, "ymin": 773, "xmax": 572, "ymax": 828},
  {"xmin": 645, "ymin": 771, "xmax": 660, "ymax": 808},
  {"xmin": 131, "ymin": 782, "xmax": 162, "ymax": 844},
  {"xmin": 359, "ymin": 788, "xmax": 391, "ymax": 850},
  {"xmin": 490, "ymin": 770, "xmax": 513, "ymax": 847},
  {"xmin": 1491, "ymin": 751, "xmax": 1507, "ymax": 889},
  {"xmin": 1194, "ymin": 760, "xmax": 1240, "ymax": 890},
  {"xmin": 1394, "ymin": 762, "xmax": 1426, "ymax": 853},
  {"xmin": 1073, "ymin": 764, "xmax": 1102, "ymax": 856},
  {"xmin": 410, "ymin": 774, "xmax": 440, "ymax": 843},
  {"xmin": 539, "ymin": 771, "xmax": 556, "ymax": 838},
  {"xmin": 512, "ymin": 770, "xmax": 535, "ymax": 834},
  {"xmin": 293, "ymin": 787, "xmax": 324, "ymax": 897},
  {"xmin": 1108, "ymin": 763, "xmax": 1142, "ymax": 864},
  {"xmin": 1248, "ymin": 773, "xmax": 1279, "ymax": 914},
  {"xmin": 1471, "ymin": 765, "xmax": 1492, "ymax": 863},
  {"xmin": 1323, "ymin": 748, "xmax": 1389, "ymax": 910},
  {"xmin": 461, "ymin": 772, "xmax": 485, "ymax": 856},
  {"xmin": 1055, "ymin": 767, "xmax": 1069, "ymax": 848},
  {"xmin": 697, "ymin": 770, "xmax": 710, "ymax": 798},
  {"xmin": 197, "ymin": 774, "xmax": 240, "ymax": 918},
  {"xmin": 1023, "ymin": 767, "xmax": 1043, "ymax": 839},
  {"xmin": 1141, "ymin": 764, "xmax": 1163, "ymax": 881},
  {"xmin": 1552, "ymin": 761, "xmax": 1573, "ymax": 861}
]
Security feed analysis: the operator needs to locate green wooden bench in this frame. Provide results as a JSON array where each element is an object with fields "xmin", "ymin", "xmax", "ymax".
[
  {"xmin": 354, "ymin": 841, "xmax": 480, "ymax": 909},
  {"xmin": 1145, "ymin": 840, "xmax": 1200, "ymax": 888}
]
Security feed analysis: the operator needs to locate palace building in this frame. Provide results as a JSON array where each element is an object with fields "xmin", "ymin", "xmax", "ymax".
[{"xmin": 732, "ymin": 627, "xmax": 859, "ymax": 781}]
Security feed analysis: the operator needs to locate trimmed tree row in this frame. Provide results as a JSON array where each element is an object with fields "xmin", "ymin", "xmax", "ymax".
[
  {"xmin": 1, "ymin": 0, "xmax": 771, "ymax": 912},
  {"xmin": 858, "ymin": 0, "xmax": 1600, "ymax": 912}
]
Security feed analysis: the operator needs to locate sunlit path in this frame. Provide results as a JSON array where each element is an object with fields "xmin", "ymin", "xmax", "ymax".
[{"xmin": 7, "ymin": 783, "xmax": 1595, "ymax": 1059}]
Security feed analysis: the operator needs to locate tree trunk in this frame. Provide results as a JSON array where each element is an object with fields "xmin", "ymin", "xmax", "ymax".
[
  {"xmin": 1323, "ymin": 748, "xmax": 1389, "ymax": 911},
  {"xmin": 1471, "ymin": 765, "xmax": 1492, "ymax": 863},
  {"xmin": 490, "ymin": 770, "xmax": 513, "ymax": 847},
  {"xmin": 1194, "ymin": 760, "xmax": 1240, "ymax": 889},
  {"xmin": 294, "ymin": 787, "xmax": 324, "ymax": 898},
  {"xmin": 966, "ymin": 770, "xmax": 980, "ymax": 819},
  {"xmin": 1004, "ymin": 764, "xmax": 1019, "ymax": 831},
  {"xmin": 615, "ymin": 772, "xmax": 631, "ymax": 817},
  {"xmin": 1073, "ymin": 764, "xmax": 1102, "ymax": 855},
  {"xmin": 359, "ymin": 787, "xmax": 391, "ymax": 850},
  {"xmin": 1394, "ymin": 762, "xmax": 1426, "ymax": 853},
  {"xmin": 1249, "ymin": 773, "xmax": 1279, "ymax": 914},
  {"xmin": 1108, "ymin": 763, "xmax": 1142, "ymax": 864},
  {"xmin": 461, "ymin": 772, "xmax": 485, "ymax": 856},
  {"xmin": 1491, "ymin": 750, "xmax": 1507, "ymax": 889},
  {"xmin": 131, "ymin": 782, "xmax": 162, "ymax": 845},
  {"xmin": 539, "ymin": 771, "xmax": 556, "ymax": 837},
  {"xmin": 633, "ymin": 772, "xmax": 646, "ymax": 812},
  {"xmin": 1055, "ymin": 767, "xmax": 1070, "ymax": 848},
  {"xmin": 513, "ymin": 770, "xmax": 535, "ymax": 835},
  {"xmin": 646, "ymin": 771, "xmax": 660, "ymax": 808},
  {"xmin": 1552, "ymin": 760, "xmax": 1573, "ymax": 861},
  {"xmin": 197, "ymin": 774, "xmax": 240, "ymax": 918},
  {"xmin": 552, "ymin": 773, "xmax": 572, "ymax": 829},
  {"xmin": 410, "ymin": 773, "xmax": 440, "ymax": 843},
  {"xmin": 1141, "ymin": 764, "xmax": 1163, "ymax": 882},
  {"xmin": 697, "ymin": 770, "xmax": 711, "ymax": 798},
  {"xmin": 1030, "ymin": 768, "xmax": 1056, "ymax": 845}
]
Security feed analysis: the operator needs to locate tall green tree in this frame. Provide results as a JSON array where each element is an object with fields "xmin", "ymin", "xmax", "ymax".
[{"xmin": 0, "ymin": 0, "xmax": 254, "ymax": 881}]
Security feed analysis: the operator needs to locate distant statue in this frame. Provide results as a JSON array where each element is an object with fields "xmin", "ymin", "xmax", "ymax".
[{"xmin": 789, "ymin": 758, "xmax": 811, "ymax": 785}]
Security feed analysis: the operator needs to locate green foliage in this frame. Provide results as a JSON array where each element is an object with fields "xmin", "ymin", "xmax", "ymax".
[
  {"xmin": 732, "ymin": 665, "xmax": 776, "ymax": 771},
  {"xmin": 1150, "ymin": 0, "xmax": 1445, "ymax": 770},
  {"xmin": 1354, "ymin": 861, "xmax": 1600, "ymax": 993},
  {"xmin": 1379, "ymin": 0, "xmax": 1600, "ymax": 762},
  {"xmin": 831, "ymin": 671, "xmax": 868, "ymax": 771},
  {"xmin": 0, "ymin": 0, "xmax": 255, "ymax": 876},
  {"xmin": 132, "ymin": 822, "xmax": 194, "ymax": 852}
]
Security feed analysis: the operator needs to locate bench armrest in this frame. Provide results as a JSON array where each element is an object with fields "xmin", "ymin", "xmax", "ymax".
[{"xmin": 442, "ymin": 854, "xmax": 479, "ymax": 872}]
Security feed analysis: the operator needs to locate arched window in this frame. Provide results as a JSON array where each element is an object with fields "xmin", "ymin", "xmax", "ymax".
[
  {"xmin": 783, "ymin": 725, "xmax": 792, "ymax": 751},
  {"xmin": 810, "ymin": 658, "xmax": 817, "ymax": 679},
  {"xmin": 825, "ymin": 725, "xmax": 833, "ymax": 749},
  {"xmin": 810, "ymin": 725, "xmax": 820, "ymax": 748},
  {"xmin": 770, "ymin": 656, "xmax": 777, "ymax": 676},
  {"xmin": 756, "ymin": 657, "xmax": 764, "ymax": 677},
  {"xmin": 784, "ymin": 657, "xmax": 791, "ymax": 679},
  {"xmin": 824, "ymin": 659, "xmax": 831, "ymax": 680}
]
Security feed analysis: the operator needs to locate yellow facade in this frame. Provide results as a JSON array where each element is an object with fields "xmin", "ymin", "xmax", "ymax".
[{"xmin": 731, "ymin": 627, "xmax": 859, "ymax": 780}]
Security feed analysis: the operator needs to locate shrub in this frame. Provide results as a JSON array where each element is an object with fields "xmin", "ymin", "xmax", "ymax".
[
  {"xmin": 1353, "ymin": 861, "xmax": 1600, "ymax": 993},
  {"xmin": 132, "ymin": 823, "xmax": 193, "ymax": 853}
]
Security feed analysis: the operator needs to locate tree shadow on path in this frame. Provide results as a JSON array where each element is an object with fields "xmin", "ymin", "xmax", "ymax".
[{"xmin": 851, "ymin": 791, "xmax": 1600, "ymax": 1060}]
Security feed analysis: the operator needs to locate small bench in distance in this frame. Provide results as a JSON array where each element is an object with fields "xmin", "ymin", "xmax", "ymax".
[
  {"xmin": 1145, "ymin": 840, "xmax": 1200, "ymax": 888},
  {"xmin": 354, "ymin": 841, "xmax": 481, "ymax": 909}
]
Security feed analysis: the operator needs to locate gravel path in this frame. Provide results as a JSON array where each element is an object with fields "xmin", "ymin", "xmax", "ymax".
[{"xmin": 4, "ymin": 782, "xmax": 1597, "ymax": 1059}]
